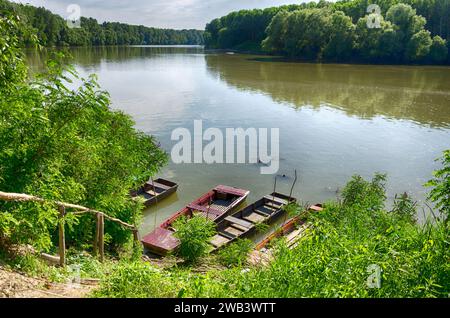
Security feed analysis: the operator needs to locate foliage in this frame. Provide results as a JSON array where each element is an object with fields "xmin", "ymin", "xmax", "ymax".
[
  {"xmin": 94, "ymin": 173, "xmax": 449, "ymax": 298},
  {"xmin": 91, "ymin": 261, "xmax": 179, "ymax": 298},
  {"xmin": 425, "ymin": 150, "xmax": 450, "ymax": 221},
  {"xmin": 0, "ymin": 0, "xmax": 203, "ymax": 46},
  {"xmin": 391, "ymin": 193, "xmax": 417, "ymax": 223},
  {"xmin": 0, "ymin": 15, "xmax": 167, "ymax": 252},
  {"xmin": 173, "ymin": 216, "xmax": 216, "ymax": 263},
  {"xmin": 206, "ymin": 0, "xmax": 450, "ymax": 65},
  {"xmin": 217, "ymin": 239, "xmax": 253, "ymax": 267}
]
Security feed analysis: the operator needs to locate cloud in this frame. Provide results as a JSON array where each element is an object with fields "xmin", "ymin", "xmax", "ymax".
[{"xmin": 11, "ymin": 0, "xmax": 310, "ymax": 29}]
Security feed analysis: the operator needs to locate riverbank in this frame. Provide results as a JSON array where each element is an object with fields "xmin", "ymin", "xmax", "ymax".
[{"xmin": 1, "ymin": 173, "xmax": 448, "ymax": 298}]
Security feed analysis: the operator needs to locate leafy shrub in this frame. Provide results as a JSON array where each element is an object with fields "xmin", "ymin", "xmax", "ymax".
[
  {"xmin": 391, "ymin": 192, "xmax": 417, "ymax": 223},
  {"xmin": 0, "ymin": 16, "xmax": 167, "ymax": 252},
  {"xmin": 425, "ymin": 150, "xmax": 450, "ymax": 222},
  {"xmin": 91, "ymin": 261, "xmax": 178, "ymax": 298},
  {"xmin": 218, "ymin": 239, "xmax": 253, "ymax": 267},
  {"xmin": 173, "ymin": 216, "xmax": 216, "ymax": 263}
]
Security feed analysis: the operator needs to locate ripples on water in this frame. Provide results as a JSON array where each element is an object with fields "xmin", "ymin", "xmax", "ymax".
[{"xmin": 26, "ymin": 46, "xmax": 450, "ymax": 230}]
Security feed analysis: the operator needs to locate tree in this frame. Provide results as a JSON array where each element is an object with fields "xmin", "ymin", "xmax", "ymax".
[
  {"xmin": 406, "ymin": 29, "xmax": 432, "ymax": 61},
  {"xmin": 0, "ymin": 15, "xmax": 168, "ymax": 251},
  {"xmin": 428, "ymin": 35, "xmax": 448, "ymax": 63},
  {"xmin": 323, "ymin": 11, "xmax": 356, "ymax": 61},
  {"xmin": 262, "ymin": 10, "xmax": 289, "ymax": 53}
]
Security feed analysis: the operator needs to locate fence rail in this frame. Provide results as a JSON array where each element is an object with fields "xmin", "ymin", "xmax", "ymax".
[{"xmin": 0, "ymin": 191, "xmax": 139, "ymax": 266}]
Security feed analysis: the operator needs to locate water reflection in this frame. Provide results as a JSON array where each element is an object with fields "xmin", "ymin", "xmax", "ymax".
[
  {"xmin": 24, "ymin": 46, "xmax": 450, "ymax": 230},
  {"xmin": 205, "ymin": 54, "xmax": 450, "ymax": 128}
]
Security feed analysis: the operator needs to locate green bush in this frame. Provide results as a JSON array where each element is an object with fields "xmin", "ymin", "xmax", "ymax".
[
  {"xmin": 173, "ymin": 216, "xmax": 216, "ymax": 263},
  {"xmin": 218, "ymin": 239, "xmax": 253, "ymax": 267},
  {"xmin": 0, "ymin": 16, "xmax": 167, "ymax": 252},
  {"xmin": 91, "ymin": 261, "xmax": 179, "ymax": 298},
  {"xmin": 425, "ymin": 150, "xmax": 450, "ymax": 222}
]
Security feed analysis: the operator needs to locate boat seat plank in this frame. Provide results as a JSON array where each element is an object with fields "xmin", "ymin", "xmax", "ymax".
[
  {"xmin": 230, "ymin": 223, "xmax": 250, "ymax": 232},
  {"xmin": 218, "ymin": 231, "xmax": 236, "ymax": 240},
  {"xmin": 224, "ymin": 226, "xmax": 244, "ymax": 237},
  {"xmin": 264, "ymin": 202, "xmax": 283, "ymax": 210},
  {"xmin": 264, "ymin": 195, "xmax": 289, "ymax": 205},
  {"xmin": 243, "ymin": 212, "xmax": 266, "ymax": 223},
  {"xmin": 225, "ymin": 216, "xmax": 253, "ymax": 228},
  {"xmin": 151, "ymin": 182, "xmax": 171, "ymax": 190},
  {"xmin": 188, "ymin": 203, "xmax": 223, "ymax": 216},
  {"xmin": 145, "ymin": 189, "xmax": 157, "ymax": 196},
  {"xmin": 254, "ymin": 207, "xmax": 273, "ymax": 216},
  {"xmin": 210, "ymin": 235, "xmax": 230, "ymax": 248}
]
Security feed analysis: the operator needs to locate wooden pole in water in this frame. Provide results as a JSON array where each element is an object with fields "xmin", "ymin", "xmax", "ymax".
[
  {"xmin": 58, "ymin": 206, "xmax": 66, "ymax": 267},
  {"xmin": 272, "ymin": 176, "xmax": 277, "ymax": 203},
  {"xmin": 289, "ymin": 169, "xmax": 298, "ymax": 201},
  {"xmin": 98, "ymin": 213, "xmax": 104, "ymax": 262}
]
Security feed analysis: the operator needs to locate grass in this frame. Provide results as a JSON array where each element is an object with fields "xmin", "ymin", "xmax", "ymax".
[
  {"xmin": 91, "ymin": 174, "xmax": 449, "ymax": 298},
  {"xmin": 1, "ymin": 174, "xmax": 448, "ymax": 298}
]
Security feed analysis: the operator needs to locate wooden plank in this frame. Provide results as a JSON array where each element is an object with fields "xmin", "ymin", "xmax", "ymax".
[
  {"xmin": 230, "ymin": 223, "xmax": 249, "ymax": 232},
  {"xmin": 58, "ymin": 206, "xmax": 66, "ymax": 267},
  {"xmin": 188, "ymin": 203, "xmax": 223, "ymax": 216},
  {"xmin": 98, "ymin": 213, "xmax": 104, "ymax": 262},
  {"xmin": 225, "ymin": 216, "xmax": 253, "ymax": 228},
  {"xmin": 218, "ymin": 231, "xmax": 235, "ymax": 240},
  {"xmin": 210, "ymin": 234, "xmax": 230, "ymax": 248},
  {"xmin": 224, "ymin": 226, "xmax": 244, "ymax": 237},
  {"xmin": 93, "ymin": 213, "xmax": 99, "ymax": 256},
  {"xmin": 243, "ymin": 212, "xmax": 265, "ymax": 223},
  {"xmin": 254, "ymin": 207, "xmax": 271, "ymax": 216},
  {"xmin": 152, "ymin": 182, "xmax": 171, "ymax": 190},
  {"xmin": 264, "ymin": 195, "xmax": 288, "ymax": 205}
]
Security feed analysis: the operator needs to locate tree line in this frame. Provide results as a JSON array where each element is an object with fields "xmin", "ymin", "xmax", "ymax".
[
  {"xmin": 0, "ymin": 0, "xmax": 204, "ymax": 46},
  {"xmin": 205, "ymin": 0, "xmax": 450, "ymax": 64}
]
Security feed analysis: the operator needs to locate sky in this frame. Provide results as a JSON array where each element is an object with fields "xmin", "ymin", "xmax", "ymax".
[{"xmin": 11, "ymin": 0, "xmax": 315, "ymax": 30}]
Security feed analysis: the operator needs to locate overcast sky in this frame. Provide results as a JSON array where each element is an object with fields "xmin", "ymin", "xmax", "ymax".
[{"xmin": 11, "ymin": 0, "xmax": 318, "ymax": 30}]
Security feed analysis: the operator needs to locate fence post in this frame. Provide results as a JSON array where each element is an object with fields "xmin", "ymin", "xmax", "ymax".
[
  {"xmin": 98, "ymin": 213, "xmax": 104, "ymax": 262},
  {"xmin": 58, "ymin": 205, "xmax": 66, "ymax": 267},
  {"xmin": 93, "ymin": 213, "xmax": 99, "ymax": 256}
]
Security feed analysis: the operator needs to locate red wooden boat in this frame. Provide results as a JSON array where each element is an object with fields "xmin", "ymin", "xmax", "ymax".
[{"xmin": 141, "ymin": 185, "xmax": 250, "ymax": 256}]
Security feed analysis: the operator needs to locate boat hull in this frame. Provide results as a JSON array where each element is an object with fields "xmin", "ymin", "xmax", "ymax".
[{"xmin": 141, "ymin": 185, "xmax": 250, "ymax": 256}]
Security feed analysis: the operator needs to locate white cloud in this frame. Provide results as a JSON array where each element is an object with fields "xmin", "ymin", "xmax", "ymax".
[{"xmin": 10, "ymin": 0, "xmax": 311, "ymax": 29}]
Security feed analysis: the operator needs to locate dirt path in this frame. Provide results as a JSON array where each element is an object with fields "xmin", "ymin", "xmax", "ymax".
[{"xmin": 0, "ymin": 266, "xmax": 94, "ymax": 298}]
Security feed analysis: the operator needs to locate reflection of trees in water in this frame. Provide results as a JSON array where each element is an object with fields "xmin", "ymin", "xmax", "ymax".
[
  {"xmin": 206, "ymin": 55, "xmax": 450, "ymax": 128},
  {"xmin": 26, "ymin": 46, "xmax": 204, "ymax": 70}
]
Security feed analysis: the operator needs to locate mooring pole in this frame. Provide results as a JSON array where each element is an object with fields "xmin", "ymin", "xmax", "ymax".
[
  {"xmin": 58, "ymin": 205, "xmax": 66, "ymax": 267},
  {"xmin": 272, "ymin": 175, "xmax": 277, "ymax": 203},
  {"xmin": 289, "ymin": 169, "xmax": 298, "ymax": 201}
]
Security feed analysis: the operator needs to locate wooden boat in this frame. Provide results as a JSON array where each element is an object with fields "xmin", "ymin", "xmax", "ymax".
[
  {"xmin": 249, "ymin": 204, "xmax": 323, "ymax": 265},
  {"xmin": 131, "ymin": 178, "xmax": 178, "ymax": 207},
  {"xmin": 209, "ymin": 193, "xmax": 296, "ymax": 252},
  {"xmin": 141, "ymin": 185, "xmax": 250, "ymax": 256}
]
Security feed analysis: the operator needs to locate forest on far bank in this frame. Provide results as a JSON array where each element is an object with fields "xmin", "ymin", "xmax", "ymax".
[
  {"xmin": 0, "ymin": 0, "xmax": 204, "ymax": 46},
  {"xmin": 205, "ymin": 0, "xmax": 450, "ymax": 65}
]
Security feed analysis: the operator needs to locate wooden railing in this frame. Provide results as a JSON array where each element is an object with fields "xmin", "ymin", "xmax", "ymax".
[{"xmin": 0, "ymin": 191, "xmax": 139, "ymax": 267}]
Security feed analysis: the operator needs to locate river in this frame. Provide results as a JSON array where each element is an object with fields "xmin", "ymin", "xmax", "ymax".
[{"xmin": 26, "ymin": 46, "xmax": 450, "ymax": 233}]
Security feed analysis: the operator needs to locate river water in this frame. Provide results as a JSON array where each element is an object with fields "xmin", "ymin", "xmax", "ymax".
[{"xmin": 27, "ymin": 46, "xmax": 450, "ymax": 233}]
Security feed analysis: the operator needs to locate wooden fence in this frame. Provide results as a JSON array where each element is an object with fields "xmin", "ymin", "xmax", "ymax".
[{"xmin": 0, "ymin": 191, "xmax": 139, "ymax": 267}]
